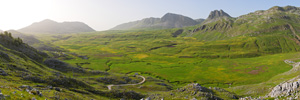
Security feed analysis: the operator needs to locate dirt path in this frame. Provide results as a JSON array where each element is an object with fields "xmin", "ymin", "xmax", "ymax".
[
  {"xmin": 107, "ymin": 75, "xmax": 146, "ymax": 90},
  {"xmin": 284, "ymin": 60, "xmax": 300, "ymax": 72}
]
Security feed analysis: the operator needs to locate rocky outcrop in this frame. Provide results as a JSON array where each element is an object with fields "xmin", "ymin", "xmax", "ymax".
[
  {"xmin": 0, "ymin": 90, "xmax": 4, "ymax": 100},
  {"xmin": 267, "ymin": 60, "xmax": 300, "ymax": 99},
  {"xmin": 147, "ymin": 83, "xmax": 238, "ymax": 100},
  {"xmin": 203, "ymin": 10, "xmax": 232, "ymax": 24},
  {"xmin": 207, "ymin": 10, "xmax": 231, "ymax": 20},
  {"xmin": 171, "ymin": 29, "xmax": 184, "ymax": 37},
  {"xmin": 268, "ymin": 76, "xmax": 300, "ymax": 97},
  {"xmin": 0, "ymin": 69, "xmax": 8, "ymax": 76}
]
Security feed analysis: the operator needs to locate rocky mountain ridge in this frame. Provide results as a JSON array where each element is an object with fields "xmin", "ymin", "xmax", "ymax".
[
  {"xmin": 203, "ymin": 9, "xmax": 232, "ymax": 24},
  {"xmin": 111, "ymin": 13, "xmax": 202, "ymax": 30}
]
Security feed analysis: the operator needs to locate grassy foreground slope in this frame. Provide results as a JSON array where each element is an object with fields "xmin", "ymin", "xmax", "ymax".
[{"xmin": 0, "ymin": 32, "xmax": 153, "ymax": 100}]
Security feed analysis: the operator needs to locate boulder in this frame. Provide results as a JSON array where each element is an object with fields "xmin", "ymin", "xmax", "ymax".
[
  {"xmin": 55, "ymin": 87, "xmax": 61, "ymax": 91},
  {"xmin": 19, "ymin": 85, "xmax": 33, "ymax": 90},
  {"xmin": 0, "ymin": 69, "xmax": 8, "ymax": 76},
  {"xmin": 0, "ymin": 90, "xmax": 4, "ymax": 100},
  {"xmin": 191, "ymin": 98, "xmax": 197, "ymax": 100}
]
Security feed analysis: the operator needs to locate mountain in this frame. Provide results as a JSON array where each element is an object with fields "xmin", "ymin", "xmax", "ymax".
[
  {"xmin": 18, "ymin": 19, "xmax": 95, "ymax": 34},
  {"xmin": 110, "ymin": 13, "xmax": 201, "ymax": 30},
  {"xmin": 202, "ymin": 9, "xmax": 232, "ymax": 24},
  {"xmin": 187, "ymin": 6, "xmax": 300, "ymax": 41}
]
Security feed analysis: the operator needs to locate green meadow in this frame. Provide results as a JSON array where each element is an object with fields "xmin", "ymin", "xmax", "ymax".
[{"xmin": 43, "ymin": 29, "xmax": 300, "ymax": 89}]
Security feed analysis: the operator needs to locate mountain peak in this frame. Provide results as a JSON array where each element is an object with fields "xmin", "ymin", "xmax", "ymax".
[
  {"xmin": 19, "ymin": 19, "xmax": 95, "ymax": 34},
  {"xmin": 111, "ymin": 13, "xmax": 199, "ymax": 30},
  {"xmin": 202, "ymin": 10, "xmax": 232, "ymax": 24},
  {"xmin": 268, "ymin": 6, "xmax": 299, "ymax": 12},
  {"xmin": 207, "ymin": 9, "xmax": 231, "ymax": 20},
  {"xmin": 161, "ymin": 13, "xmax": 185, "ymax": 21},
  {"xmin": 162, "ymin": 13, "xmax": 180, "ymax": 17},
  {"xmin": 39, "ymin": 19, "xmax": 58, "ymax": 24}
]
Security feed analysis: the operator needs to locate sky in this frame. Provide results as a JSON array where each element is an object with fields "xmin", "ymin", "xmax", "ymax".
[{"xmin": 0, "ymin": 0, "xmax": 299, "ymax": 31}]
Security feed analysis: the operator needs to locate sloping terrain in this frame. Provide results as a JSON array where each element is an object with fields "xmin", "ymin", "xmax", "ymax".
[
  {"xmin": 7, "ymin": 30, "xmax": 64, "ymax": 51},
  {"xmin": 0, "ymin": 31, "xmax": 147, "ymax": 99}
]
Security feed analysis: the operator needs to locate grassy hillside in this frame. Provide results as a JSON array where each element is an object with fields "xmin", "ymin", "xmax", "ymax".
[
  {"xmin": 8, "ymin": 5, "xmax": 300, "ymax": 99},
  {"xmin": 0, "ymin": 32, "xmax": 163, "ymax": 100}
]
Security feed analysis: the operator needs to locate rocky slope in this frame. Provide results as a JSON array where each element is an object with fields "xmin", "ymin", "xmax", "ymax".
[
  {"xmin": 111, "ymin": 13, "xmax": 201, "ymax": 30},
  {"xmin": 268, "ymin": 76, "xmax": 300, "ymax": 99},
  {"xmin": 144, "ymin": 83, "xmax": 238, "ymax": 100},
  {"xmin": 186, "ymin": 6, "xmax": 300, "ymax": 42},
  {"xmin": 19, "ymin": 19, "xmax": 95, "ymax": 34},
  {"xmin": 266, "ymin": 60, "xmax": 300, "ymax": 99}
]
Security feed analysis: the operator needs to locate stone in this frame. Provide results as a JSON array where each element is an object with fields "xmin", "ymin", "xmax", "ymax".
[
  {"xmin": 145, "ymin": 97, "xmax": 151, "ymax": 100},
  {"xmin": 47, "ymin": 86, "xmax": 53, "ymax": 89},
  {"xmin": 0, "ymin": 70, "xmax": 7, "ymax": 76},
  {"xmin": 37, "ymin": 90, "xmax": 43, "ymax": 96},
  {"xmin": 36, "ymin": 85, "xmax": 44, "ymax": 87},
  {"xmin": 55, "ymin": 87, "xmax": 61, "ymax": 91},
  {"xmin": 19, "ymin": 85, "xmax": 33, "ymax": 90},
  {"xmin": 191, "ymin": 98, "xmax": 197, "ymax": 100},
  {"xmin": 0, "ymin": 93, "xmax": 4, "ymax": 100}
]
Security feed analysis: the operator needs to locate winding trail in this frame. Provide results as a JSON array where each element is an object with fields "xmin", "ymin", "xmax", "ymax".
[
  {"xmin": 284, "ymin": 60, "xmax": 300, "ymax": 72},
  {"xmin": 107, "ymin": 75, "xmax": 146, "ymax": 90}
]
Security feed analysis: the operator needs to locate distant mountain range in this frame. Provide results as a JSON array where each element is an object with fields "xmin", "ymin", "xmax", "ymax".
[
  {"xmin": 111, "ymin": 10, "xmax": 231, "ymax": 30},
  {"xmin": 110, "ymin": 13, "xmax": 204, "ymax": 30},
  {"xmin": 18, "ymin": 19, "xmax": 95, "ymax": 34}
]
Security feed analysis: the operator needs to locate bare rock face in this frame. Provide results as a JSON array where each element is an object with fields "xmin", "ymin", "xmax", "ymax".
[
  {"xmin": 207, "ymin": 10, "xmax": 231, "ymax": 20},
  {"xmin": 203, "ymin": 10, "xmax": 232, "ymax": 24},
  {"xmin": 268, "ymin": 76, "xmax": 300, "ymax": 97}
]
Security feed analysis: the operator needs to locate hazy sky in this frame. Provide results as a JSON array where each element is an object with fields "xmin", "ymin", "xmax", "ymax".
[{"xmin": 0, "ymin": 0, "xmax": 299, "ymax": 31}]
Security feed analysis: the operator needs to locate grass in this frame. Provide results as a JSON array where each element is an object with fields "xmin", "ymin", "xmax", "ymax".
[
  {"xmin": 42, "ymin": 28, "xmax": 300, "ymax": 89},
  {"xmin": 18, "ymin": 8, "xmax": 300, "ymax": 98}
]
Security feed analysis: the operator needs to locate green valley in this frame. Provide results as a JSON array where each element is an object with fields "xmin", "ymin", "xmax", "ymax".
[{"xmin": 1, "ymin": 3, "xmax": 300, "ymax": 100}]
